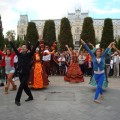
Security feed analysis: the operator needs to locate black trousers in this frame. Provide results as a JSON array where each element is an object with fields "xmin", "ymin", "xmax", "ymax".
[{"xmin": 15, "ymin": 73, "xmax": 33, "ymax": 102}]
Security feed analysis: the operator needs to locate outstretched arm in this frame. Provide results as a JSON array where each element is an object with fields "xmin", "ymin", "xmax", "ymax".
[
  {"xmin": 30, "ymin": 35, "xmax": 42, "ymax": 56},
  {"xmin": 80, "ymin": 39, "xmax": 94, "ymax": 58},
  {"xmin": 8, "ymin": 36, "xmax": 20, "ymax": 56},
  {"xmin": 102, "ymin": 42, "xmax": 115, "ymax": 57},
  {"xmin": 88, "ymin": 42, "xmax": 95, "ymax": 49},
  {"xmin": 0, "ymin": 50, "xmax": 5, "ymax": 56},
  {"xmin": 65, "ymin": 45, "xmax": 71, "ymax": 56},
  {"xmin": 112, "ymin": 44, "xmax": 120, "ymax": 54},
  {"xmin": 88, "ymin": 42, "xmax": 97, "ymax": 53},
  {"xmin": 76, "ymin": 45, "xmax": 82, "ymax": 56}
]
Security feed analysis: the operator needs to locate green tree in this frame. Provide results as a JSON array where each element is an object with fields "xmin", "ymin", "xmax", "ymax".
[
  {"xmin": 26, "ymin": 22, "xmax": 39, "ymax": 46},
  {"xmin": 5, "ymin": 30, "xmax": 16, "ymax": 49},
  {"xmin": 6, "ymin": 30, "xmax": 16, "ymax": 40},
  {"xmin": 0, "ymin": 15, "xmax": 5, "ymax": 50},
  {"xmin": 100, "ymin": 18, "xmax": 114, "ymax": 48},
  {"xmin": 81, "ymin": 17, "xmax": 96, "ymax": 45},
  {"xmin": 43, "ymin": 20, "xmax": 56, "ymax": 46},
  {"xmin": 59, "ymin": 17, "xmax": 73, "ymax": 51}
]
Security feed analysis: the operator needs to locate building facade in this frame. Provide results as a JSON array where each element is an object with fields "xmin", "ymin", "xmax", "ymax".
[{"xmin": 17, "ymin": 9, "xmax": 120, "ymax": 49}]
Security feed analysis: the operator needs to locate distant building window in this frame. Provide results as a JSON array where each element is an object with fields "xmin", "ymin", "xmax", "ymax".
[
  {"xmin": 75, "ymin": 41, "xmax": 80, "ymax": 45},
  {"xmin": 75, "ymin": 27, "xmax": 80, "ymax": 34},
  {"xmin": 20, "ymin": 28, "xmax": 25, "ymax": 34},
  {"xmin": 97, "ymin": 30, "xmax": 99, "ymax": 34}
]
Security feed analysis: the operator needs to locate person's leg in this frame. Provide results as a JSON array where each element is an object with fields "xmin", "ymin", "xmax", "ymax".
[
  {"xmin": 116, "ymin": 64, "xmax": 119, "ymax": 77},
  {"xmin": 113, "ymin": 64, "xmax": 117, "ymax": 77},
  {"xmin": 94, "ymin": 74, "xmax": 105, "ymax": 102},
  {"xmin": 24, "ymin": 84, "xmax": 33, "ymax": 100},
  {"xmin": 15, "ymin": 74, "xmax": 25, "ymax": 102},
  {"xmin": 8, "ymin": 73, "xmax": 15, "ymax": 86},
  {"xmin": 5, "ymin": 74, "xmax": 11, "ymax": 94},
  {"xmin": 15, "ymin": 74, "xmax": 33, "ymax": 102}
]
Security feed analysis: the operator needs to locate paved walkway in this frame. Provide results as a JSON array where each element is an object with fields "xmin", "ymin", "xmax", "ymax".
[{"xmin": 0, "ymin": 76, "xmax": 120, "ymax": 120}]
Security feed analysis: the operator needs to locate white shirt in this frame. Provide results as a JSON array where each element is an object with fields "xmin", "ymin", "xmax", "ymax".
[
  {"xmin": 113, "ymin": 55, "xmax": 120, "ymax": 64},
  {"xmin": 14, "ymin": 55, "xmax": 18, "ymax": 63},
  {"xmin": 58, "ymin": 57, "xmax": 65, "ymax": 66},
  {"xmin": 42, "ymin": 50, "xmax": 51, "ymax": 61},
  {"xmin": 78, "ymin": 55, "xmax": 86, "ymax": 64},
  {"xmin": 96, "ymin": 58, "xmax": 101, "ymax": 64}
]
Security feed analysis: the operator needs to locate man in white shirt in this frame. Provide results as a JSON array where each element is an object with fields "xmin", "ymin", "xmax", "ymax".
[
  {"xmin": 78, "ymin": 51, "xmax": 86, "ymax": 75},
  {"xmin": 58, "ymin": 54, "xmax": 66, "ymax": 75},
  {"xmin": 113, "ymin": 52, "xmax": 120, "ymax": 77},
  {"xmin": 42, "ymin": 46, "xmax": 51, "ymax": 75}
]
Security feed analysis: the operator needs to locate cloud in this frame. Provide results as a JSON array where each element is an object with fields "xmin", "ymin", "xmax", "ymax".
[
  {"xmin": 0, "ymin": 0, "xmax": 120, "ymax": 37},
  {"xmin": 93, "ymin": 8, "xmax": 120, "ymax": 14}
]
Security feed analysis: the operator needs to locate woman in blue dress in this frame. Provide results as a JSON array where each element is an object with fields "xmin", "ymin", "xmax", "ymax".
[
  {"xmin": 81, "ymin": 39, "xmax": 115, "ymax": 104},
  {"xmin": 88, "ymin": 42, "xmax": 111, "ymax": 89}
]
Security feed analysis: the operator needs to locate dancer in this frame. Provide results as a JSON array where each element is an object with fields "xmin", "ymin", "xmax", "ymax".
[
  {"xmin": 8, "ymin": 35, "xmax": 41, "ymax": 106},
  {"xmin": 64, "ymin": 45, "xmax": 84, "ymax": 83},
  {"xmin": 0, "ymin": 49, "xmax": 17, "ymax": 94},
  {"xmin": 42, "ymin": 46, "xmax": 51, "ymax": 76},
  {"xmin": 29, "ymin": 47, "xmax": 54, "ymax": 89},
  {"xmin": 88, "ymin": 42, "xmax": 110, "ymax": 88},
  {"xmin": 81, "ymin": 39, "xmax": 114, "ymax": 104}
]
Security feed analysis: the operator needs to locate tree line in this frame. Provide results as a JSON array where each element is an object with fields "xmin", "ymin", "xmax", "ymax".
[{"xmin": 0, "ymin": 15, "xmax": 120, "ymax": 51}]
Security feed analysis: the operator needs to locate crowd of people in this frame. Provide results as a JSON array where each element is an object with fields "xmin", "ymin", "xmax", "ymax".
[{"xmin": 0, "ymin": 36, "xmax": 120, "ymax": 105}]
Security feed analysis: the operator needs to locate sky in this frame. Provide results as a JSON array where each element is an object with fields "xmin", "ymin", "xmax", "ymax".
[{"xmin": 0, "ymin": 0, "xmax": 120, "ymax": 37}]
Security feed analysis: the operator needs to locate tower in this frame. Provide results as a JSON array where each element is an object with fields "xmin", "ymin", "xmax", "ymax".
[{"xmin": 17, "ymin": 15, "xmax": 28, "ymax": 40}]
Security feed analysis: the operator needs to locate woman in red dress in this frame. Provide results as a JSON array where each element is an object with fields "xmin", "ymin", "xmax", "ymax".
[{"xmin": 64, "ymin": 45, "xmax": 84, "ymax": 83}]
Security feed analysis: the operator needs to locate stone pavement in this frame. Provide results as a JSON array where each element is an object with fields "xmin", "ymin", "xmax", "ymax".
[{"xmin": 0, "ymin": 76, "xmax": 120, "ymax": 120}]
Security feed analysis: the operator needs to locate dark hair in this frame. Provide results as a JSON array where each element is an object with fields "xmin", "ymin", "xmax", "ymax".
[
  {"xmin": 6, "ymin": 48, "xmax": 11, "ymax": 51},
  {"xmin": 22, "ymin": 41, "xmax": 32, "ymax": 51},
  {"xmin": 94, "ymin": 48, "xmax": 102, "ymax": 56},
  {"xmin": 6, "ymin": 48, "xmax": 12, "ymax": 56}
]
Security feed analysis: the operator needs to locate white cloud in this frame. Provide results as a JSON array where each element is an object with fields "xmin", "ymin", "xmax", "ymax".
[
  {"xmin": 0, "ymin": 0, "xmax": 120, "ymax": 37},
  {"xmin": 94, "ymin": 8, "xmax": 120, "ymax": 14}
]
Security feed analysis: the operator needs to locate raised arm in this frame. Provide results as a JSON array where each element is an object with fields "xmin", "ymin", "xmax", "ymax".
[
  {"xmin": 112, "ymin": 44, "xmax": 120, "ymax": 54},
  {"xmin": 76, "ymin": 45, "xmax": 82, "ymax": 56},
  {"xmin": 0, "ymin": 50, "xmax": 6, "ymax": 56},
  {"xmin": 8, "ymin": 36, "xmax": 20, "ymax": 56},
  {"xmin": 88, "ymin": 42, "xmax": 97, "ymax": 53},
  {"xmin": 102, "ymin": 42, "xmax": 115, "ymax": 58},
  {"xmin": 29, "ymin": 35, "xmax": 42, "ymax": 56},
  {"xmin": 88, "ymin": 42, "xmax": 95, "ymax": 49},
  {"xmin": 80, "ymin": 39, "xmax": 95, "ymax": 58},
  {"xmin": 65, "ymin": 45, "xmax": 71, "ymax": 56}
]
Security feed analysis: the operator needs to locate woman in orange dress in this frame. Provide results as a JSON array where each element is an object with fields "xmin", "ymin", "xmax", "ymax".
[
  {"xmin": 64, "ymin": 45, "xmax": 84, "ymax": 83},
  {"xmin": 29, "ymin": 48, "xmax": 49, "ymax": 89}
]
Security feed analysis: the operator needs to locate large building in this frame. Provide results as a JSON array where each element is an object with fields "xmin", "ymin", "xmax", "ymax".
[{"xmin": 17, "ymin": 9, "xmax": 120, "ymax": 49}]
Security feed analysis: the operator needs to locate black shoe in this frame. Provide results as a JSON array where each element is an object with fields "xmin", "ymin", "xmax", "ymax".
[
  {"xmin": 15, "ymin": 101, "xmax": 21, "ymax": 106},
  {"xmin": 25, "ymin": 97, "xmax": 33, "ymax": 102},
  {"xmin": 0, "ymin": 83, "xmax": 4, "ymax": 87}
]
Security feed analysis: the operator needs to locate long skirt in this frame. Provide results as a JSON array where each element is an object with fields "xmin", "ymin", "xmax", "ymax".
[
  {"xmin": 28, "ymin": 62, "xmax": 49, "ymax": 89},
  {"xmin": 64, "ymin": 62, "xmax": 84, "ymax": 83}
]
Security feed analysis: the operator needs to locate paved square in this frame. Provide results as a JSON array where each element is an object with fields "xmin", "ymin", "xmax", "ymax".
[{"xmin": 0, "ymin": 76, "xmax": 120, "ymax": 120}]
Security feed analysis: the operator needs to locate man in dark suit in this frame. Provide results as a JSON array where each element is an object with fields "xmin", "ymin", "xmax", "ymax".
[{"xmin": 8, "ymin": 36, "xmax": 41, "ymax": 106}]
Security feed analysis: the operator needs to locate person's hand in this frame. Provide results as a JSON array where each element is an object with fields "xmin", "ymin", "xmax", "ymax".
[
  {"xmin": 80, "ymin": 39, "xmax": 85, "ymax": 44},
  {"xmin": 112, "ymin": 44, "xmax": 116, "ymax": 48},
  {"xmin": 8, "ymin": 35, "xmax": 12, "ymax": 42},
  {"xmin": 108, "ymin": 41, "xmax": 115, "ymax": 48},
  {"xmin": 111, "ymin": 42, "xmax": 115, "ymax": 46},
  {"xmin": 65, "ymin": 45, "xmax": 68, "ymax": 48}
]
